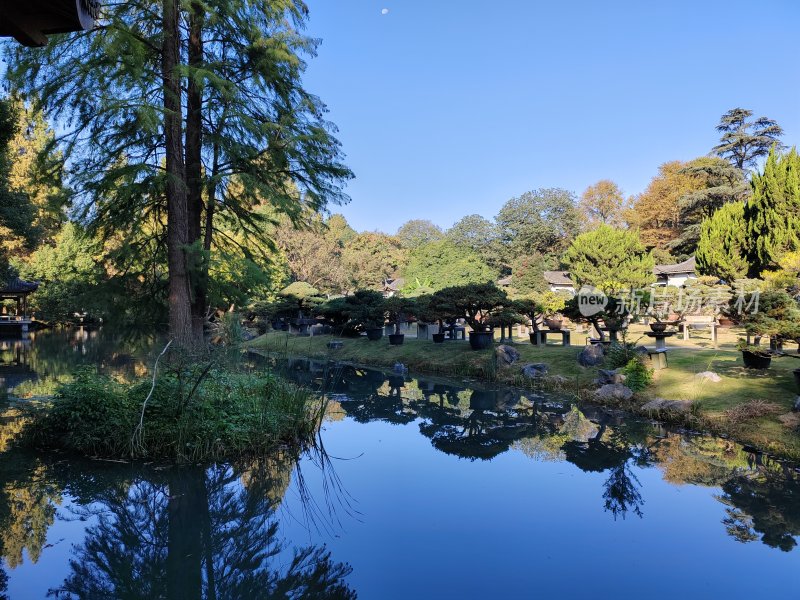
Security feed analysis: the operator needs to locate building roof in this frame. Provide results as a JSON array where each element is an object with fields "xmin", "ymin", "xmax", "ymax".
[
  {"xmin": 497, "ymin": 275, "xmax": 513, "ymax": 287},
  {"xmin": 0, "ymin": 278, "xmax": 39, "ymax": 295},
  {"xmin": 653, "ymin": 256, "xmax": 696, "ymax": 276},
  {"xmin": 543, "ymin": 271, "xmax": 574, "ymax": 286},
  {"xmin": 384, "ymin": 278, "xmax": 405, "ymax": 291}
]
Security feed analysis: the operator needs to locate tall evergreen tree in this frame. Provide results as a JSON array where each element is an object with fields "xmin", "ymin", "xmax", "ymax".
[
  {"xmin": 713, "ymin": 108, "xmax": 784, "ymax": 172},
  {"xmin": 696, "ymin": 201, "xmax": 749, "ymax": 282},
  {"xmin": 745, "ymin": 147, "xmax": 800, "ymax": 276},
  {"xmin": 6, "ymin": 0, "xmax": 352, "ymax": 348}
]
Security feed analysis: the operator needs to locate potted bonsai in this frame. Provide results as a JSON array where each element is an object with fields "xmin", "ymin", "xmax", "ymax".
[
  {"xmin": 733, "ymin": 289, "xmax": 800, "ymax": 369},
  {"xmin": 416, "ymin": 292, "xmax": 456, "ymax": 344},
  {"xmin": 442, "ymin": 282, "xmax": 509, "ymax": 350},
  {"xmin": 515, "ymin": 291, "xmax": 566, "ymax": 344},
  {"xmin": 385, "ymin": 296, "xmax": 416, "ymax": 346},
  {"xmin": 347, "ymin": 289, "xmax": 388, "ymax": 341}
]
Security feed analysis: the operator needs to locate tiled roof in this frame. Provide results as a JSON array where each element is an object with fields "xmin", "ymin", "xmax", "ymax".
[
  {"xmin": 653, "ymin": 256, "xmax": 696, "ymax": 276},
  {"xmin": 543, "ymin": 271, "xmax": 573, "ymax": 286},
  {"xmin": 0, "ymin": 278, "xmax": 39, "ymax": 294}
]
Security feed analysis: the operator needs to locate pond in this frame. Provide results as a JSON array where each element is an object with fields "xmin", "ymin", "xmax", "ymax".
[{"xmin": 0, "ymin": 329, "xmax": 799, "ymax": 599}]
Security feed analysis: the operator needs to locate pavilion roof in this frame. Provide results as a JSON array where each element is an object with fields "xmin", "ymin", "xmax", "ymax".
[{"xmin": 0, "ymin": 278, "xmax": 40, "ymax": 295}]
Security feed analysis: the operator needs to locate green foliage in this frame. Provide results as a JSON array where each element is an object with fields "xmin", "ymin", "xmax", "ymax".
[
  {"xmin": 384, "ymin": 296, "xmax": 416, "ymax": 333},
  {"xmin": 605, "ymin": 342, "xmax": 640, "ymax": 370},
  {"xmin": 437, "ymin": 282, "xmax": 509, "ymax": 332},
  {"xmin": 621, "ymin": 358, "xmax": 653, "ymax": 392},
  {"xmin": 396, "ymin": 219, "xmax": 443, "ymax": 249},
  {"xmin": 402, "ymin": 239, "xmax": 497, "ymax": 292},
  {"xmin": 713, "ymin": 108, "xmax": 784, "ymax": 171},
  {"xmin": 341, "ymin": 232, "xmax": 406, "ymax": 290},
  {"xmin": 27, "ymin": 366, "xmax": 319, "ymax": 461},
  {"xmin": 745, "ymin": 147, "xmax": 800, "ymax": 276},
  {"xmin": 330, "ymin": 289, "xmax": 386, "ymax": 331},
  {"xmin": 674, "ymin": 157, "xmax": 749, "ymax": 253},
  {"xmin": 734, "ymin": 289, "xmax": 800, "ymax": 342},
  {"xmin": 696, "ymin": 201, "xmax": 749, "ymax": 282},
  {"xmin": 509, "ymin": 252, "xmax": 558, "ymax": 296},
  {"xmin": 564, "ymin": 225, "xmax": 655, "ymax": 293},
  {"xmin": 445, "ymin": 214, "xmax": 502, "ymax": 270},
  {"xmin": 495, "ymin": 188, "xmax": 580, "ymax": 266}
]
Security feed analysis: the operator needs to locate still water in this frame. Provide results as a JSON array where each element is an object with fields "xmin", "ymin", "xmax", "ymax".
[{"xmin": 0, "ymin": 329, "xmax": 798, "ymax": 599}]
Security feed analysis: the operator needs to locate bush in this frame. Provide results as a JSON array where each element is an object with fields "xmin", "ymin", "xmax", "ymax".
[
  {"xmin": 621, "ymin": 358, "xmax": 653, "ymax": 392},
  {"xmin": 24, "ymin": 366, "xmax": 322, "ymax": 462},
  {"xmin": 605, "ymin": 342, "xmax": 639, "ymax": 370}
]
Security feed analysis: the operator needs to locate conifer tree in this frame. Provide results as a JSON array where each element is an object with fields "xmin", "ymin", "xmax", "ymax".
[
  {"xmin": 696, "ymin": 201, "xmax": 749, "ymax": 282},
  {"xmin": 745, "ymin": 147, "xmax": 800, "ymax": 276}
]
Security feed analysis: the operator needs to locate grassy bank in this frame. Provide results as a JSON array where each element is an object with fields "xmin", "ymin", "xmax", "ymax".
[
  {"xmin": 250, "ymin": 331, "xmax": 800, "ymax": 460},
  {"xmin": 21, "ymin": 366, "xmax": 325, "ymax": 462}
]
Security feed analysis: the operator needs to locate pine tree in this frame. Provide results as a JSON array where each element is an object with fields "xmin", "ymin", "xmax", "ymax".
[
  {"xmin": 696, "ymin": 201, "xmax": 749, "ymax": 282},
  {"xmin": 713, "ymin": 108, "xmax": 784, "ymax": 171},
  {"xmin": 564, "ymin": 225, "xmax": 655, "ymax": 293},
  {"xmin": 745, "ymin": 147, "xmax": 800, "ymax": 276}
]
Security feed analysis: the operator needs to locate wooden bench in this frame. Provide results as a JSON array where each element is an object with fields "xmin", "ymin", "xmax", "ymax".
[{"xmin": 679, "ymin": 315, "xmax": 717, "ymax": 346}]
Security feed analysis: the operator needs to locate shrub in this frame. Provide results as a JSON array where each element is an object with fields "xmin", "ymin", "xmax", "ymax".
[
  {"xmin": 605, "ymin": 342, "xmax": 639, "ymax": 370},
  {"xmin": 621, "ymin": 358, "xmax": 653, "ymax": 392}
]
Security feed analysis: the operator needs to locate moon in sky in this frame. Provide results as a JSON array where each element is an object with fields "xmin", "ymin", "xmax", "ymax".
[{"xmin": 381, "ymin": 8, "xmax": 390, "ymax": 15}]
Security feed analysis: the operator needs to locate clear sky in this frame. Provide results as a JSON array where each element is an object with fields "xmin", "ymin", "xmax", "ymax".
[{"xmin": 300, "ymin": 0, "xmax": 800, "ymax": 233}]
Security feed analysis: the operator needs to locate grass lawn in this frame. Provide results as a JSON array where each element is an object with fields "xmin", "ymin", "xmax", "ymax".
[{"xmin": 249, "ymin": 330, "xmax": 800, "ymax": 460}]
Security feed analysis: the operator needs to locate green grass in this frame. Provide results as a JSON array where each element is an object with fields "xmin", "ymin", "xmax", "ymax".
[{"xmin": 250, "ymin": 331, "xmax": 800, "ymax": 459}]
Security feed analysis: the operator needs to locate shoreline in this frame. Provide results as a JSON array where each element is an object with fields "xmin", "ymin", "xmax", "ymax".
[{"xmin": 248, "ymin": 332, "xmax": 800, "ymax": 462}]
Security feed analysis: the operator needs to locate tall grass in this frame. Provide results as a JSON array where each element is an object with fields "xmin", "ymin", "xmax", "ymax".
[{"xmin": 23, "ymin": 366, "xmax": 325, "ymax": 462}]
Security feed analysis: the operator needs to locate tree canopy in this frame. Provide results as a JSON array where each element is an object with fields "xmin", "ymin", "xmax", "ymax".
[
  {"xmin": 713, "ymin": 108, "xmax": 784, "ymax": 172},
  {"xmin": 578, "ymin": 180, "xmax": 627, "ymax": 228}
]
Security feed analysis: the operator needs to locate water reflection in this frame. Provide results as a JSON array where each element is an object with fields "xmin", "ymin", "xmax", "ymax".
[
  {"xmin": 261, "ymin": 355, "xmax": 800, "ymax": 548},
  {"xmin": 0, "ymin": 450, "xmax": 355, "ymax": 599}
]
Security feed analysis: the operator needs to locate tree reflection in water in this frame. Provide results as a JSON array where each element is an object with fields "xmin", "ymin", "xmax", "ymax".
[
  {"xmin": 44, "ymin": 458, "xmax": 356, "ymax": 599},
  {"xmin": 280, "ymin": 357, "xmax": 799, "ymax": 545}
]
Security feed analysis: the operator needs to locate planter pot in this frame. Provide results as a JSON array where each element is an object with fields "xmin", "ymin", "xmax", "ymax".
[
  {"xmin": 432, "ymin": 333, "xmax": 446, "ymax": 344},
  {"xmin": 794, "ymin": 369, "xmax": 800, "ymax": 393},
  {"xmin": 649, "ymin": 322, "xmax": 668, "ymax": 333},
  {"xmin": 389, "ymin": 333, "xmax": 405, "ymax": 346},
  {"xmin": 468, "ymin": 330, "xmax": 494, "ymax": 350},
  {"xmin": 718, "ymin": 317, "xmax": 735, "ymax": 328},
  {"xmin": 365, "ymin": 328, "xmax": 384, "ymax": 341},
  {"xmin": 742, "ymin": 349, "xmax": 771, "ymax": 369},
  {"xmin": 544, "ymin": 318, "xmax": 563, "ymax": 330},
  {"xmin": 529, "ymin": 332, "xmax": 540, "ymax": 345}
]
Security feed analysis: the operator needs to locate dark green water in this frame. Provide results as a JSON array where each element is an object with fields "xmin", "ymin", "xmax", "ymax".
[{"xmin": 0, "ymin": 329, "xmax": 798, "ymax": 599}]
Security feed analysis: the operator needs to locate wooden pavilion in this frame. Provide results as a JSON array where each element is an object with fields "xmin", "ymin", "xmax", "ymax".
[{"xmin": 0, "ymin": 278, "xmax": 39, "ymax": 333}]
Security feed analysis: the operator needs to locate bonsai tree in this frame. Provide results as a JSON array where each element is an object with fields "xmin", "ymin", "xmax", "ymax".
[
  {"xmin": 440, "ymin": 282, "xmax": 509, "ymax": 333},
  {"xmin": 487, "ymin": 303, "xmax": 527, "ymax": 341},
  {"xmin": 384, "ymin": 296, "xmax": 416, "ymax": 335},
  {"xmin": 317, "ymin": 296, "xmax": 358, "ymax": 336},
  {"xmin": 416, "ymin": 291, "xmax": 458, "ymax": 338},
  {"xmin": 734, "ymin": 289, "xmax": 800, "ymax": 350},
  {"xmin": 279, "ymin": 282, "xmax": 325, "ymax": 321},
  {"xmin": 562, "ymin": 294, "xmax": 631, "ymax": 342},
  {"xmin": 347, "ymin": 289, "xmax": 388, "ymax": 332},
  {"xmin": 516, "ymin": 291, "xmax": 568, "ymax": 333}
]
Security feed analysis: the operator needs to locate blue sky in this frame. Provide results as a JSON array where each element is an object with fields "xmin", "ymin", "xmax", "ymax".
[{"xmin": 301, "ymin": 0, "xmax": 800, "ymax": 233}]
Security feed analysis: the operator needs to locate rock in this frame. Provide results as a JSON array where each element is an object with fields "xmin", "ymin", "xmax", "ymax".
[
  {"xmin": 327, "ymin": 340, "xmax": 344, "ymax": 349},
  {"xmin": 521, "ymin": 363, "xmax": 549, "ymax": 379},
  {"xmin": 393, "ymin": 362, "xmax": 408, "ymax": 375},
  {"xmin": 695, "ymin": 371, "xmax": 722, "ymax": 383},
  {"xmin": 578, "ymin": 344, "xmax": 605, "ymax": 367},
  {"xmin": 794, "ymin": 396, "xmax": 800, "ymax": 412},
  {"xmin": 560, "ymin": 406, "xmax": 599, "ymax": 442},
  {"xmin": 595, "ymin": 368, "xmax": 626, "ymax": 385},
  {"xmin": 634, "ymin": 345, "xmax": 649, "ymax": 355},
  {"xmin": 641, "ymin": 398, "xmax": 693, "ymax": 414},
  {"xmin": 496, "ymin": 344, "xmax": 521, "ymax": 366},
  {"xmin": 594, "ymin": 383, "xmax": 633, "ymax": 401}
]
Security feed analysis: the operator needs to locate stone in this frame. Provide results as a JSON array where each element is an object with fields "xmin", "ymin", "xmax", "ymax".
[
  {"xmin": 695, "ymin": 371, "xmax": 722, "ymax": 383},
  {"xmin": 594, "ymin": 383, "xmax": 633, "ymax": 401},
  {"xmin": 577, "ymin": 344, "xmax": 605, "ymax": 367},
  {"xmin": 641, "ymin": 398, "xmax": 693, "ymax": 414},
  {"xmin": 794, "ymin": 396, "xmax": 800, "ymax": 412},
  {"xmin": 327, "ymin": 340, "xmax": 344, "ymax": 349},
  {"xmin": 634, "ymin": 345, "xmax": 649, "ymax": 355},
  {"xmin": 595, "ymin": 368, "xmax": 626, "ymax": 385},
  {"xmin": 393, "ymin": 362, "xmax": 408, "ymax": 375},
  {"xmin": 521, "ymin": 363, "xmax": 549, "ymax": 378},
  {"xmin": 495, "ymin": 344, "xmax": 521, "ymax": 365}
]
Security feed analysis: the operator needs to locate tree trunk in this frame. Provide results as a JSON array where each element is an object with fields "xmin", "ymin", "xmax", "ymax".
[
  {"xmin": 162, "ymin": 0, "xmax": 195, "ymax": 349},
  {"xmin": 186, "ymin": 3, "xmax": 207, "ymax": 343}
]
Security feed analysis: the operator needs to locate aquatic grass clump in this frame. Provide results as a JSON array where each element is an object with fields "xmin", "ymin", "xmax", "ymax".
[{"xmin": 24, "ymin": 366, "xmax": 324, "ymax": 462}]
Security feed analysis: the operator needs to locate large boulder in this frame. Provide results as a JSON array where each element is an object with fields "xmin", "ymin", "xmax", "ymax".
[
  {"xmin": 641, "ymin": 398, "xmax": 693, "ymax": 414},
  {"xmin": 578, "ymin": 344, "xmax": 605, "ymax": 367},
  {"xmin": 595, "ymin": 368, "xmax": 626, "ymax": 386},
  {"xmin": 496, "ymin": 344, "xmax": 521, "ymax": 366},
  {"xmin": 594, "ymin": 383, "xmax": 633, "ymax": 401},
  {"xmin": 521, "ymin": 363, "xmax": 549, "ymax": 379}
]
